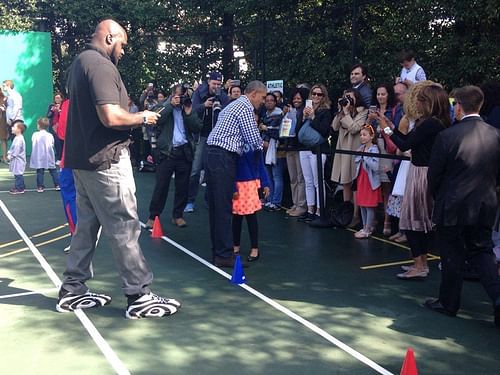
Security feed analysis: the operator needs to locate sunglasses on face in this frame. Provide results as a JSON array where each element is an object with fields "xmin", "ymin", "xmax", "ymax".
[{"xmin": 311, "ymin": 92, "xmax": 324, "ymax": 97}]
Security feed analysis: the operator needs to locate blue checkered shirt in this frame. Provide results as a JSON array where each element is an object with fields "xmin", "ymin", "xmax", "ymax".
[{"xmin": 207, "ymin": 96, "xmax": 263, "ymax": 155}]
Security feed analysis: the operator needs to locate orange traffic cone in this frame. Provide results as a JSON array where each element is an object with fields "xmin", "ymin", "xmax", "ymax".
[
  {"xmin": 400, "ymin": 347, "xmax": 418, "ymax": 375},
  {"xmin": 151, "ymin": 216, "xmax": 164, "ymax": 238}
]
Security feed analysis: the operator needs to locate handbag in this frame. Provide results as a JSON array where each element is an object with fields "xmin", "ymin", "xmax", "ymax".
[
  {"xmin": 298, "ymin": 119, "xmax": 325, "ymax": 148},
  {"xmin": 392, "ymin": 160, "xmax": 410, "ymax": 196}
]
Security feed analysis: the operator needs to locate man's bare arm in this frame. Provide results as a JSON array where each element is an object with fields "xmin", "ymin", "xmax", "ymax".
[{"xmin": 96, "ymin": 104, "xmax": 160, "ymax": 129}]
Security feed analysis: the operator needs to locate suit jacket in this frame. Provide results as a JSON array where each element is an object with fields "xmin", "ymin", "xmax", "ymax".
[
  {"xmin": 428, "ymin": 116, "xmax": 500, "ymax": 227},
  {"xmin": 354, "ymin": 82, "xmax": 372, "ymax": 108}
]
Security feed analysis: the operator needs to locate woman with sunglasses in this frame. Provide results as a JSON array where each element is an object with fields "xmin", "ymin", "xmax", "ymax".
[
  {"xmin": 298, "ymin": 84, "xmax": 332, "ymax": 221},
  {"xmin": 331, "ymin": 88, "xmax": 368, "ymax": 221}
]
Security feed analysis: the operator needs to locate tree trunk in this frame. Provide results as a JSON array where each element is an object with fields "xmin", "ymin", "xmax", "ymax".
[{"xmin": 221, "ymin": 12, "xmax": 235, "ymax": 81}]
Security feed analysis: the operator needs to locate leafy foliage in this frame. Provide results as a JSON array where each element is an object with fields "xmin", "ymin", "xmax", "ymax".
[{"xmin": 1, "ymin": 0, "xmax": 498, "ymax": 99}]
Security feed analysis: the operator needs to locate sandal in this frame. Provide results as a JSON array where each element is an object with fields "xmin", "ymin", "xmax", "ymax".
[
  {"xmin": 354, "ymin": 229, "xmax": 371, "ymax": 239},
  {"xmin": 394, "ymin": 234, "xmax": 408, "ymax": 243},
  {"xmin": 389, "ymin": 232, "xmax": 403, "ymax": 241}
]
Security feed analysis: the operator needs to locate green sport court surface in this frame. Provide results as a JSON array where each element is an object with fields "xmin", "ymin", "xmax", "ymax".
[{"xmin": 0, "ymin": 163, "xmax": 499, "ymax": 375}]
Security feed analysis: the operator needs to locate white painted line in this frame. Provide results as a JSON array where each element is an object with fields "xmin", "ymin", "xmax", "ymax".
[
  {"xmin": 0, "ymin": 200, "xmax": 130, "ymax": 375},
  {"xmin": 0, "ymin": 288, "xmax": 59, "ymax": 300},
  {"xmin": 0, "ymin": 187, "xmax": 59, "ymax": 194},
  {"xmin": 140, "ymin": 222, "xmax": 394, "ymax": 375}
]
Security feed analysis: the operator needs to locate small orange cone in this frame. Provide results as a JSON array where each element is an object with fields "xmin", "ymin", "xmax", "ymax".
[
  {"xmin": 400, "ymin": 347, "xmax": 418, "ymax": 375},
  {"xmin": 151, "ymin": 217, "xmax": 164, "ymax": 238}
]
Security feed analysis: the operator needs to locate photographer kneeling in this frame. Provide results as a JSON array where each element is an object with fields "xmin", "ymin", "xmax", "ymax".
[{"xmin": 145, "ymin": 84, "xmax": 202, "ymax": 229}]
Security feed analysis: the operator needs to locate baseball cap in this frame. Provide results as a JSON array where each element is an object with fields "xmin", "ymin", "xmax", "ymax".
[{"xmin": 208, "ymin": 72, "xmax": 223, "ymax": 81}]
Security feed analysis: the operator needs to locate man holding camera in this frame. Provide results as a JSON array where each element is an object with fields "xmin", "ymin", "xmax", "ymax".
[
  {"xmin": 184, "ymin": 72, "xmax": 230, "ymax": 213},
  {"xmin": 145, "ymin": 85, "xmax": 203, "ymax": 229}
]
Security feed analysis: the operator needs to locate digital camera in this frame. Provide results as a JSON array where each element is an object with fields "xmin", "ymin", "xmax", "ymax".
[{"xmin": 338, "ymin": 96, "xmax": 354, "ymax": 107}]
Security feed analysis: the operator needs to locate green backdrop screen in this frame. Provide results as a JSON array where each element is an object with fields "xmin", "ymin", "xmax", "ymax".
[{"xmin": 0, "ymin": 31, "xmax": 53, "ymax": 155}]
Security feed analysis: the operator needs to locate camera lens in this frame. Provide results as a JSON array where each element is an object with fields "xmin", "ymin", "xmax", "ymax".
[{"xmin": 338, "ymin": 98, "xmax": 348, "ymax": 107}]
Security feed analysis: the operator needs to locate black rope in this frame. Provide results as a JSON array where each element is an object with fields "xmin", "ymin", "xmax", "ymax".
[{"xmin": 332, "ymin": 149, "xmax": 410, "ymax": 161}]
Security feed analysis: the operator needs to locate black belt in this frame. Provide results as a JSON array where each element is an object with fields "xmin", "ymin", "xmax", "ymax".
[
  {"xmin": 207, "ymin": 144, "xmax": 235, "ymax": 153},
  {"xmin": 172, "ymin": 143, "xmax": 188, "ymax": 150}
]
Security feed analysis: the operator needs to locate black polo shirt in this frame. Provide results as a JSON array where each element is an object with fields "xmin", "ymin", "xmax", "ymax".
[{"xmin": 65, "ymin": 44, "xmax": 130, "ymax": 170}]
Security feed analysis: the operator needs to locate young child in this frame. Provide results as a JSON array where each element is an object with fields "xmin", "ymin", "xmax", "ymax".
[
  {"xmin": 7, "ymin": 120, "xmax": 27, "ymax": 194},
  {"xmin": 353, "ymin": 124, "xmax": 382, "ymax": 238},
  {"xmin": 232, "ymin": 147, "xmax": 270, "ymax": 262},
  {"xmin": 30, "ymin": 117, "xmax": 60, "ymax": 192}
]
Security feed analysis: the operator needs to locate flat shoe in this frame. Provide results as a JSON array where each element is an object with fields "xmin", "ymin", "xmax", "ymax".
[
  {"xmin": 423, "ymin": 299, "xmax": 456, "ymax": 317},
  {"xmin": 247, "ymin": 253, "xmax": 260, "ymax": 262},
  {"xmin": 401, "ymin": 265, "xmax": 430, "ymax": 273},
  {"xmin": 397, "ymin": 269, "xmax": 428, "ymax": 279},
  {"xmin": 172, "ymin": 218, "xmax": 187, "ymax": 227}
]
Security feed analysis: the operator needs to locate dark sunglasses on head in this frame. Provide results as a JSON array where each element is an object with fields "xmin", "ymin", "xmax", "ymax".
[{"xmin": 311, "ymin": 92, "xmax": 324, "ymax": 97}]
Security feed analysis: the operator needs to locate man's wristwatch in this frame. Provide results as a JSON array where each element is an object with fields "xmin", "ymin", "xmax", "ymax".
[
  {"xmin": 142, "ymin": 115, "xmax": 148, "ymax": 125},
  {"xmin": 383, "ymin": 127, "xmax": 393, "ymax": 136}
]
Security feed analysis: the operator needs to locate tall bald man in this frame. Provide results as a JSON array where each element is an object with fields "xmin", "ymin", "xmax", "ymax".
[{"xmin": 57, "ymin": 20, "xmax": 181, "ymax": 319}]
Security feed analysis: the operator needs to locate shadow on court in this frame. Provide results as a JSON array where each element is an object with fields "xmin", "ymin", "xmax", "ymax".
[{"xmin": 1, "ymin": 162, "xmax": 500, "ymax": 375}]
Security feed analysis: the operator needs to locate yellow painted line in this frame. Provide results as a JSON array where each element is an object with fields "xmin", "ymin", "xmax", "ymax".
[
  {"xmin": 0, "ymin": 233, "xmax": 71, "ymax": 258},
  {"xmin": 361, "ymin": 255, "xmax": 440, "ymax": 270},
  {"xmin": 345, "ymin": 228, "xmax": 411, "ymax": 251},
  {"xmin": 0, "ymin": 224, "xmax": 68, "ymax": 249}
]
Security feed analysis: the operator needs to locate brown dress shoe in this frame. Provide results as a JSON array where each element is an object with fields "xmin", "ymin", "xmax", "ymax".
[
  {"xmin": 144, "ymin": 219, "xmax": 155, "ymax": 229},
  {"xmin": 172, "ymin": 218, "xmax": 187, "ymax": 227}
]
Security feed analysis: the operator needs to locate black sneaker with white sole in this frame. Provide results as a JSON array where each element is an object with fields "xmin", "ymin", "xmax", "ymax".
[
  {"xmin": 125, "ymin": 293, "xmax": 181, "ymax": 319},
  {"xmin": 56, "ymin": 289, "xmax": 112, "ymax": 313}
]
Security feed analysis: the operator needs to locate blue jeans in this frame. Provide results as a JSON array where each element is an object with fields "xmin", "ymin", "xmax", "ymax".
[
  {"xmin": 14, "ymin": 175, "xmax": 25, "ymax": 190},
  {"xmin": 187, "ymin": 136, "xmax": 207, "ymax": 204},
  {"xmin": 37, "ymin": 168, "xmax": 60, "ymax": 188},
  {"xmin": 266, "ymin": 157, "xmax": 286, "ymax": 206}
]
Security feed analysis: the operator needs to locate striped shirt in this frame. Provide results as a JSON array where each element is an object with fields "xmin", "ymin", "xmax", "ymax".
[{"xmin": 207, "ymin": 95, "xmax": 263, "ymax": 155}]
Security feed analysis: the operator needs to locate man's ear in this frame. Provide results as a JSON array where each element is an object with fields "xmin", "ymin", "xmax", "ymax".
[{"xmin": 105, "ymin": 34, "xmax": 113, "ymax": 45}]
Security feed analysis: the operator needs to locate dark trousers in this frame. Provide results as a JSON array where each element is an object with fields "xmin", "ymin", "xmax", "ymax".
[
  {"xmin": 437, "ymin": 224, "xmax": 500, "ymax": 313},
  {"xmin": 233, "ymin": 213, "xmax": 259, "ymax": 249},
  {"xmin": 205, "ymin": 145, "xmax": 237, "ymax": 259},
  {"xmin": 148, "ymin": 146, "xmax": 192, "ymax": 220},
  {"xmin": 405, "ymin": 230, "xmax": 433, "ymax": 258}
]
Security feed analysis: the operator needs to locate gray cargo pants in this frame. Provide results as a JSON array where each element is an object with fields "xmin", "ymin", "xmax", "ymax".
[{"xmin": 61, "ymin": 149, "xmax": 153, "ymax": 296}]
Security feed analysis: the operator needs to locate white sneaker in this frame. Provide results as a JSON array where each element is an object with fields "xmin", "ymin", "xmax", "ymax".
[
  {"xmin": 56, "ymin": 290, "xmax": 111, "ymax": 313},
  {"xmin": 125, "ymin": 293, "xmax": 181, "ymax": 319}
]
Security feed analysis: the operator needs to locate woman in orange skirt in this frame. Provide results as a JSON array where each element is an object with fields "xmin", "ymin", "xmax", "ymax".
[{"xmin": 233, "ymin": 148, "xmax": 270, "ymax": 262}]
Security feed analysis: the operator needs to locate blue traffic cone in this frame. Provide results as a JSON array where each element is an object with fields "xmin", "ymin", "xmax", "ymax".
[{"xmin": 230, "ymin": 255, "xmax": 246, "ymax": 284}]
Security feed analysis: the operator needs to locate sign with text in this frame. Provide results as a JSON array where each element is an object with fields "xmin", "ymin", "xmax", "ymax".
[{"xmin": 266, "ymin": 80, "xmax": 284, "ymax": 94}]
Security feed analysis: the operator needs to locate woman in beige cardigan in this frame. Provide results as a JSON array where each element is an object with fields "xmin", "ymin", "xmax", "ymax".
[{"xmin": 331, "ymin": 88, "xmax": 368, "ymax": 204}]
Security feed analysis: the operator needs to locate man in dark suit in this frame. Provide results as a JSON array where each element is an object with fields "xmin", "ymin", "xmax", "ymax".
[
  {"xmin": 350, "ymin": 63, "xmax": 372, "ymax": 108},
  {"xmin": 426, "ymin": 85, "xmax": 500, "ymax": 327}
]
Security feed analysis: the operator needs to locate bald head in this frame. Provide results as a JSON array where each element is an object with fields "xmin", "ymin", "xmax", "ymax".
[{"xmin": 91, "ymin": 19, "xmax": 128, "ymax": 65}]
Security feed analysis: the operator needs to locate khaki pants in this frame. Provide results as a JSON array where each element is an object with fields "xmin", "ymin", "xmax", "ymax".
[{"xmin": 286, "ymin": 151, "xmax": 306, "ymax": 210}]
